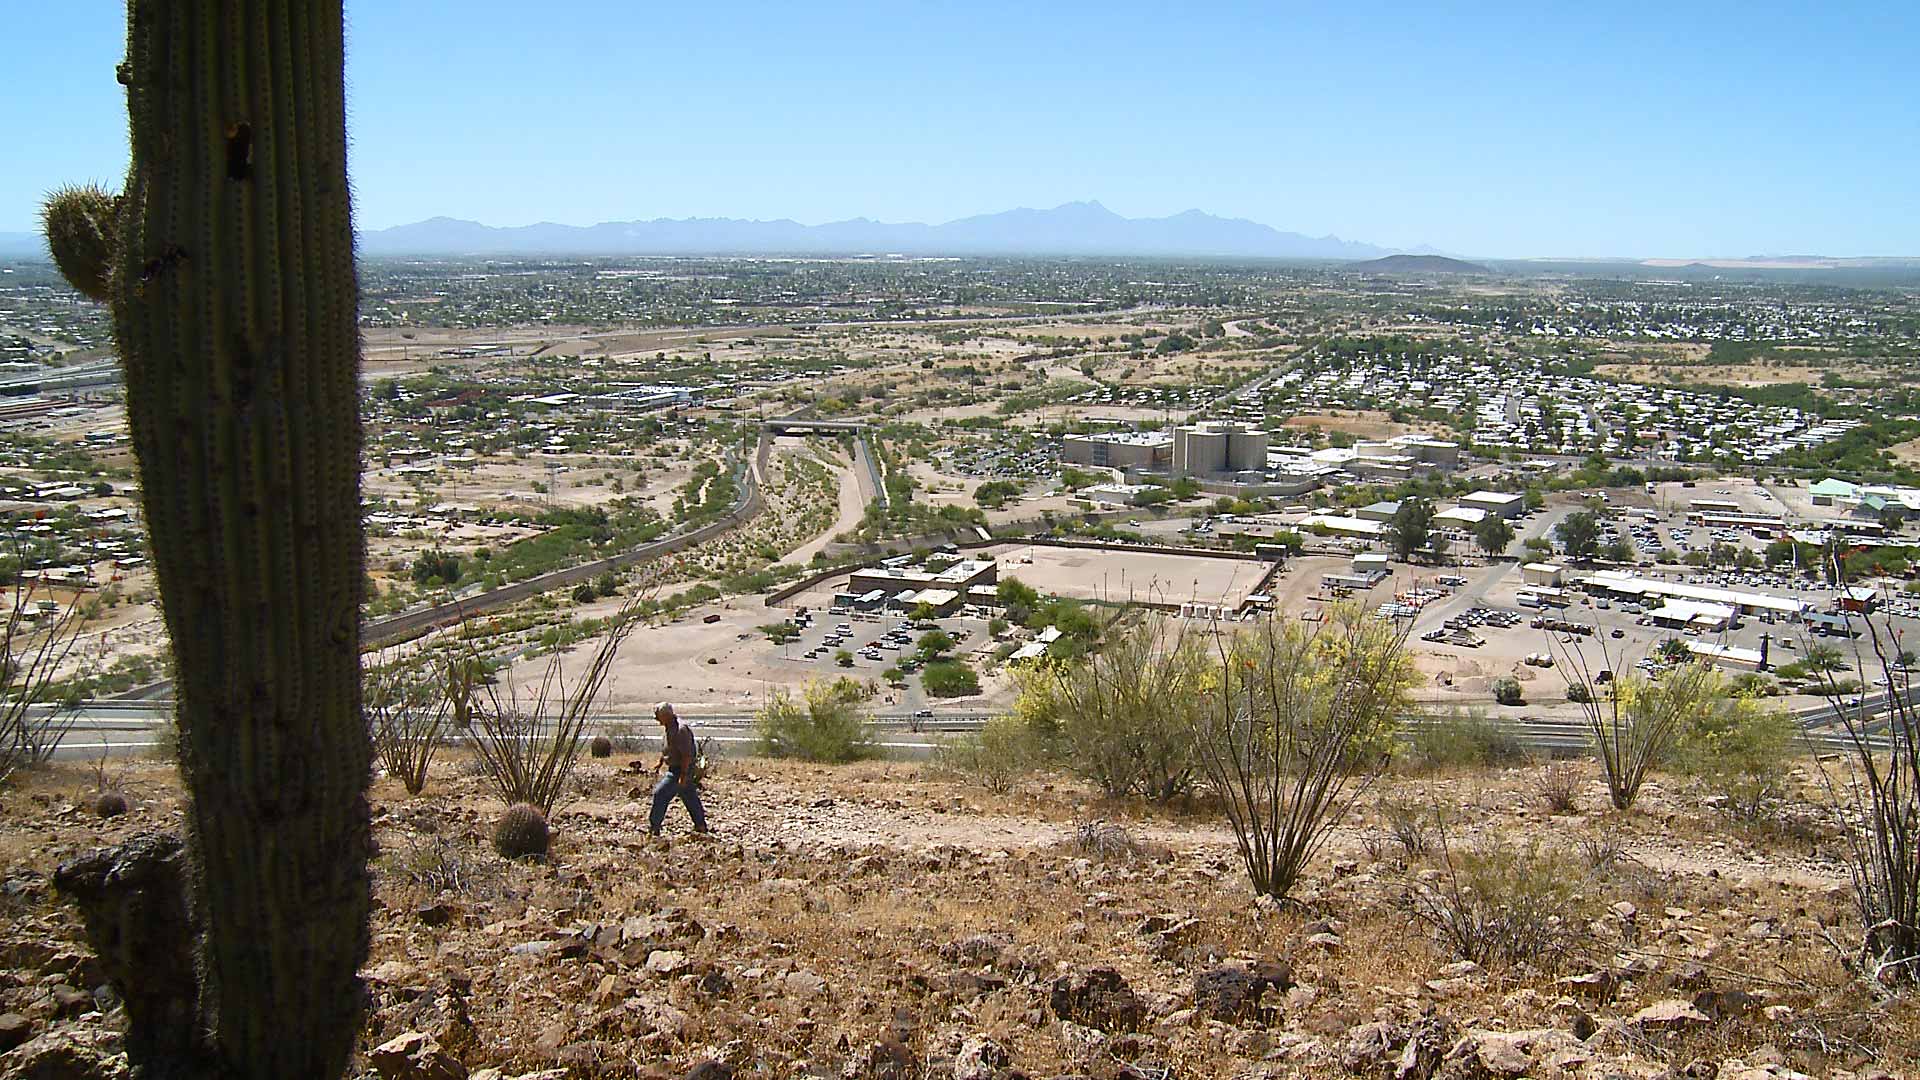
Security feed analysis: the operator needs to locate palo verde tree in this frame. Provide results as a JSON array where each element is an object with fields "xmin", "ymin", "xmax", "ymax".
[{"xmin": 43, "ymin": 2, "xmax": 369, "ymax": 1077}]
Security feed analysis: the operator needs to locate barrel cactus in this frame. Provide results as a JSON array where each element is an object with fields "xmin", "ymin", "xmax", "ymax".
[
  {"xmin": 43, "ymin": 3, "xmax": 369, "ymax": 1078},
  {"xmin": 493, "ymin": 802, "xmax": 551, "ymax": 859},
  {"xmin": 93, "ymin": 790, "xmax": 129, "ymax": 819},
  {"xmin": 590, "ymin": 734, "xmax": 614, "ymax": 758}
]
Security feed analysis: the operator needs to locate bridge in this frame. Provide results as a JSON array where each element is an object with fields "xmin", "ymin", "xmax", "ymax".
[{"xmin": 762, "ymin": 417, "xmax": 869, "ymax": 435}]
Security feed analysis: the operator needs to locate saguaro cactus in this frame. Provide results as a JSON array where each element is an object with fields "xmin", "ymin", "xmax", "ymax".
[{"xmin": 45, "ymin": 2, "xmax": 368, "ymax": 1077}]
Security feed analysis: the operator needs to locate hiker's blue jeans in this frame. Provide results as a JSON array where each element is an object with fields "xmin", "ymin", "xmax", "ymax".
[{"xmin": 649, "ymin": 773, "xmax": 707, "ymax": 833}]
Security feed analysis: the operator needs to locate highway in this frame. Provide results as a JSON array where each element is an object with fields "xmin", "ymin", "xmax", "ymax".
[{"xmin": 38, "ymin": 698, "xmax": 1891, "ymax": 763}]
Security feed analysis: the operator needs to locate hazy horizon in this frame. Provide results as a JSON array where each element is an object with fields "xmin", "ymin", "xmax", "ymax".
[{"xmin": 8, "ymin": 2, "xmax": 1917, "ymax": 258}]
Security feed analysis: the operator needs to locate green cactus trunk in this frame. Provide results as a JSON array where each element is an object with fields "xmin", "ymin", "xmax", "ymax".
[{"xmin": 91, "ymin": 2, "xmax": 368, "ymax": 1076}]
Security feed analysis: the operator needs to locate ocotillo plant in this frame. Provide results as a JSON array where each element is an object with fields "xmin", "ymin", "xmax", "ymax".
[{"xmin": 43, "ymin": 3, "xmax": 368, "ymax": 1078}]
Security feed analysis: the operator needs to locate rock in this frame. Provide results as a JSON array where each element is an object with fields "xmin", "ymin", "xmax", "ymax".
[
  {"xmin": 1305, "ymin": 931, "xmax": 1343, "ymax": 951},
  {"xmin": 366, "ymin": 959, "xmax": 418, "ymax": 987},
  {"xmin": 1445, "ymin": 1030, "xmax": 1532, "ymax": 1077},
  {"xmin": 1053, "ymin": 1020, "xmax": 1107, "ymax": 1063},
  {"xmin": 1610, "ymin": 901, "xmax": 1638, "ymax": 920},
  {"xmin": 784, "ymin": 969, "xmax": 829, "ymax": 999},
  {"xmin": 0, "ymin": 1030, "xmax": 128, "ymax": 1080},
  {"xmin": 1192, "ymin": 961, "xmax": 1294, "ymax": 1021},
  {"xmin": 1762, "ymin": 1005, "xmax": 1795, "ymax": 1023},
  {"xmin": 416, "ymin": 901, "xmax": 454, "ymax": 927},
  {"xmin": 938, "ymin": 933, "xmax": 1012, "ymax": 965},
  {"xmin": 48, "ymin": 983, "xmax": 93, "ymax": 1017},
  {"xmin": 370, "ymin": 1031, "xmax": 467, "ymax": 1080},
  {"xmin": 1049, "ymin": 967, "xmax": 1143, "ymax": 1032},
  {"xmin": 621, "ymin": 908, "xmax": 705, "ymax": 951},
  {"xmin": 1439, "ymin": 1028, "xmax": 1581, "ymax": 1080},
  {"xmin": 645, "ymin": 949, "xmax": 690, "ymax": 976},
  {"xmin": 1631, "ymin": 999, "xmax": 1713, "ymax": 1031},
  {"xmin": 1552, "ymin": 970, "xmax": 1617, "ymax": 1001},
  {"xmin": 1438, "ymin": 961, "xmax": 1482, "ymax": 979},
  {"xmin": 1692, "ymin": 988, "xmax": 1761, "ymax": 1020},
  {"xmin": 844, "ymin": 1038, "xmax": 912, "ymax": 1079},
  {"xmin": 1339, "ymin": 1021, "xmax": 1399, "ymax": 1074},
  {"xmin": 953, "ymin": 1035, "xmax": 1009, "ymax": 1080},
  {"xmin": 0, "ymin": 1014, "xmax": 30, "ymax": 1054},
  {"xmin": 682, "ymin": 1063, "xmax": 734, "ymax": 1080}
]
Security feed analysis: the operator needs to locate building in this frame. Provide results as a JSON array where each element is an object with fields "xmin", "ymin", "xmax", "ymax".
[
  {"xmin": 1460, "ymin": 490, "xmax": 1526, "ymax": 519},
  {"xmin": 1521, "ymin": 563, "xmax": 1565, "ymax": 587},
  {"xmin": 846, "ymin": 557, "xmax": 998, "ymax": 611},
  {"xmin": 1060, "ymin": 431, "xmax": 1173, "ymax": 470},
  {"xmin": 1578, "ymin": 569, "xmax": 1804, "ymax": 617},
  {"xmin": 1809, "ymin": 478, "xmax": 1860, "ymax": 506},
  {"xmin": 1685, "ymin": 641, "xmax": 1766, "ymax": 671},
  {"xmin": 1356, "ymin": 500, "xmax": 1403, "ymax": 523},
  {"xmin": 1434, "ymin": 505, "xmax": 1489, "ymax": 529},
  {"xmin": 1172, "ymin": 423, "xmax": 1268, "ymax": 479},
  {"xmin": 1649, "ymin": 599, "xmax": 1736, "ymax": 632},
  {"xmin": 1841, "ymin": 586, "xmax": 1880, "ymax": 613}
]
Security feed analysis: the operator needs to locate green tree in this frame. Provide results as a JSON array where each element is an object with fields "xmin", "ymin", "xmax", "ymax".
[
  {"xmin": 756, "ymin": 679, "xmax": 874, "ymax": 762},
  {"xmin": 1473, "ymin": 514, "xmax": 1516, "ymax": 559},
  {"xmin": 1387, "ymin": 498, "xmax": 1436, "ymax": 562},
  {"xmin": 922, "ymin": 658, "xmax": 982, "ymax": 697},
  {"xmin": 997, "ymin": 577, "xmax": 1042, "ymax": 623},
  {"xmin": 916, "ymin": 629, "xmax": 955, "ymax": 659},
  {"xmin": 1557, "ymin": 510, "xmax": 1602, "ymax": 559}
]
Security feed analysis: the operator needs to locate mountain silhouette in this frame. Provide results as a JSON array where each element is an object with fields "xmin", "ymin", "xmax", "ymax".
[{"xmin": 358, "ymin": 201, "xmax": 1395, "ymax": 259}]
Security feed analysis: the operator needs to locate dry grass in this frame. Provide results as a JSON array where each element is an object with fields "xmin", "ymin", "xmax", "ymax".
[{"xmin": 1, "ymin": 753, "xmax": 1916, "ymax": 1077}]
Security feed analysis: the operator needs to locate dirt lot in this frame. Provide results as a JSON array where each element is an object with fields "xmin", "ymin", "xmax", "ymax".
[
  {"xmin": 989, "ymin": 544, "xmax": 1271, "ymax": 611},
  {"xmin": 1278, "ymin": 411, "xmax": 1445, "ymax": 441},
  {"xmin": 3, "ymin": 754, "xmax": 1913, "ymax": 1077}
]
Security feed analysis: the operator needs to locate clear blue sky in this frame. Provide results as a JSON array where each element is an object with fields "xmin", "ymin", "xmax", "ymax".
[{"xmin": 6, "ymin": 2, "xmax": 1916, "ymax": 257}]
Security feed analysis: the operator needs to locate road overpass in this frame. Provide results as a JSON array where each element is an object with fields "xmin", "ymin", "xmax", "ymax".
[{"xmin": 762, "ymin": 417, "xmax": 869, "ymax": 435}]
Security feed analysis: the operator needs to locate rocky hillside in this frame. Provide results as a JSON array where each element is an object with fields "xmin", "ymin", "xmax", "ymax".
[{"xmin": 0, "ymin": 755, "xmax": 1912, "ymax": 1078}]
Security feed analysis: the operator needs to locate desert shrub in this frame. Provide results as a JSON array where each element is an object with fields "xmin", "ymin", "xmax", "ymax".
[
  {"xmin": 1563, "ymin": 656, "xmax": 1721, "ymax": 811},
  {"xmin": 1408, "ymin": 832, "xmax": 1591, "ymax": 969},
  {"xmin": 755, "ymin": 678, "xmax": 876, "ymax": 763},
  {"xmin": 935, "ymin": 714, "xmax": 1038, "ymax": 794},
  {"xmin": 1, "ymin": 574, "xmax": 84, "ymax": 786},
  {"xmin": 1814, "ymin": 619, "xmax": 1920, "ymax": 984},
  {"xmin": 1674, "ymin": 691, "xmax": 1796, "ymax": 821},
  {"xmin": 921, "ymin": 658, "xmax": 981, "ymax": 698},
  {"xmin": 466, "ymin": 605, "xmax": 637, "ymax": 814},
  {"xmin": 1534, "ymin": 765, "xmax": 1583, "ymax": 814},
  {"xmin": 1042, "ymin": 616, "xmax": 1206, "ymax": 802},
  {"xmin": 1381, "ymin": 798, "xmax": 1434, "ymax": 858},
  {"xmin": 1404, "ymin": 709, "xmax": 1528, "ymax": 771},
  {"xmin": 1492, "ymin": 677, "xmax": 1524, "ymax": 706},
  {"xmin": 1566, "ymin": 682, "xmax": 1593, "ymax": 704},
  {"xmin": 365, "ymin": 652, "xmax": 458, "ymax": 796},
  {"xmin": 1066, "ymin": 820, "xmax": 1149, "ymax": 861},
  {"xmin": 1196, "ymin": 606, "xmax": 1416, "ymax": 900}
]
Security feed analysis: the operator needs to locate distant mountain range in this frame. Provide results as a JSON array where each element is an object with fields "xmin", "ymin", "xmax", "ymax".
[{"xmin": 357, "ymin": 201, "xmax": 1397, "ymax": 259}]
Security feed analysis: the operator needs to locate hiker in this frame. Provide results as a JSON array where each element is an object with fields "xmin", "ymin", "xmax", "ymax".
[{"xmin": 649, "ymin": 702, "xmax": 708, "ymax": 835}]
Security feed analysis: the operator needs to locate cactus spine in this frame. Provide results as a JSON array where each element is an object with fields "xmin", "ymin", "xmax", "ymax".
[{"xmin": 45, "ymin": 3, "xmax": 368, "ymax": 1078}]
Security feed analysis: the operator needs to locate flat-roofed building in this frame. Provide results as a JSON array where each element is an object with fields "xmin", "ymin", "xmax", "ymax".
[
  {"xmin": 1173, "ymin": 423, "xmax": 1268, "ymax": 478},
  {"xmin": 1522, "ymin": 563, "xmax": 1564, "ymax": 587},
  {"xmin": 1578, "ymin": 569, "xmax": 1803, "ymax": 616},
  {"xmin": 1460, "ymin": 490, "xmax": 1526, "ymax": 519},
  {"xmin": 1060, "ymin": 431, "xmax": 1173, "ymax": 470}
]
